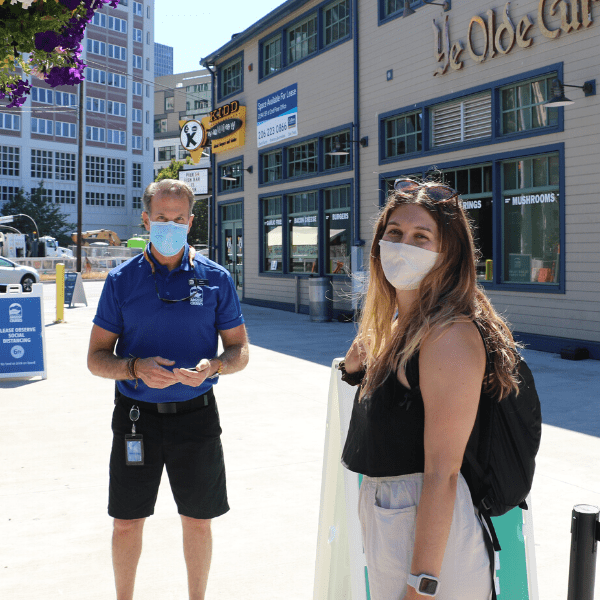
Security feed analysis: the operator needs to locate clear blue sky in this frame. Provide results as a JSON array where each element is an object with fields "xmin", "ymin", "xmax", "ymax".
[{"xmin": 154, "ymin": 0, "xmax": 286, "ymax": 74}]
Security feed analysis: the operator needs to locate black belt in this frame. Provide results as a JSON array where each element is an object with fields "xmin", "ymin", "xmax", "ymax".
[{"xmin": 116, "ymin": 387, "xmax": 215, "ymax": 414}]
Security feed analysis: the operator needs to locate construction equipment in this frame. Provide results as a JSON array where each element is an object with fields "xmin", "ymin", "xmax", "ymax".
[{"xmin": 71, "ymin": 229, "xmax": 121, "ymax": 246}]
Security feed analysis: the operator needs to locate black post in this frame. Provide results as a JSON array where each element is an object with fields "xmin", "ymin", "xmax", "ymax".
[
  {"xmin": 76, "ymin": 79, "xmax": 84, "ymax": 273},
  {"xmin": 567, "ymin": 504, "xmax": 599, "ymax": 600}
]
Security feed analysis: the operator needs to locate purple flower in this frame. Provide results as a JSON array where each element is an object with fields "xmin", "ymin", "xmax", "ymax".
[
  {"xmin": 45, "ymin": 64, "xmax": 85, "ymax": 87},
  {"xmin": 59, "ymin": 0, "xmax": 82, "ymax": 9},
  {"xmin": 34, "ymin": 31, "xmax": 61, "ymax": 53}
]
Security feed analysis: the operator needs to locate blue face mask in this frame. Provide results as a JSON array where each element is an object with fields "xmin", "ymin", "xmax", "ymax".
[{"xmin": 149, "ymin": 220, "xmax": 189, "ymax": 257}]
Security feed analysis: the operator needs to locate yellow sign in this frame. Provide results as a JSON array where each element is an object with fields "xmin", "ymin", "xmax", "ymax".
[
  {"xmin": 179, "ymin": 100, "xmax": 246, "ymax": 163},
  {"xmin": 205, "ymin": 100, "xmax": 246, "ymax": 154}
]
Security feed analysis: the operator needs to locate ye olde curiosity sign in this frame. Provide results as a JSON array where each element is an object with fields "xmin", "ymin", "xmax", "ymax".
[{"xmin": 433, "ymin": 0, "xmax": 599, "ymax": 75}]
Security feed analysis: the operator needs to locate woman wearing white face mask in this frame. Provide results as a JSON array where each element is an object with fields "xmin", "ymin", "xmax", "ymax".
[{"xmin": 339, "ymin": 179, "xmax": 521, "ymax": 600}]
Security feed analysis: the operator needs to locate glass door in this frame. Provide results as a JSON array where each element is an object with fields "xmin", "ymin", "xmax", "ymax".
[{"xmin": 220, "ymin": 202, "xmax": 243, "ymax": 297}]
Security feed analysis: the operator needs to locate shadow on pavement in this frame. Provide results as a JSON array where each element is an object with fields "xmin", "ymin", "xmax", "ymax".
[{"xmin": 242, "ymin": 303, "xmax": 357, "ymax": 367}]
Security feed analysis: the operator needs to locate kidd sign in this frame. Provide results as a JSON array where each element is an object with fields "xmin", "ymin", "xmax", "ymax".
[{"xmin": 180, "ymin": 100, "xmax": 246, "ymax": 163}]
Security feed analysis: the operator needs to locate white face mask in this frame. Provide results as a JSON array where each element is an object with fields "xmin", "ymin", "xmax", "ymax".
[{"xmin": 378, "ymin": 240, "xmax": 439, "ymax": 290}]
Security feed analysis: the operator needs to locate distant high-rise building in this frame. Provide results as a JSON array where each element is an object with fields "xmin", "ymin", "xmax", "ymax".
[
  {"xmin": 0, "ymin": 1, "xmax": 155, "ymax": 241},
  {"xmin": 154, "ymin": 43, "xmax": 173, "ymax": 77}
]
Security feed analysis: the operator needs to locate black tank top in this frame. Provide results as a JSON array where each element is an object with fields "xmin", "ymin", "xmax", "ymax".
[{"xmin": 341, "ymin": 363, "xmax": 426, "ymax": 477}]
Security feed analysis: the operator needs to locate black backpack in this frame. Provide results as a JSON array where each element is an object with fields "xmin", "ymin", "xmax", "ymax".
[{"xmin": 405, "ymin": 324, "xmax": 542, "ymax": 559}]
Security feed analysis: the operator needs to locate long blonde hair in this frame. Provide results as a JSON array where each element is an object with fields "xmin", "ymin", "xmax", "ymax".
[{"xmin": 357, "ymin": 186, "xmax": 520, "ymax": 401}]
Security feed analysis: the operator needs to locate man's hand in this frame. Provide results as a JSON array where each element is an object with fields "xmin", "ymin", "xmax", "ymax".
[
  {"xmin": 172, "ymin": 358, "xmax": 213, "ymax": 388},
  {"xmin": 136, "ymin": 356, "xmax": 179, "ymax": 389}
]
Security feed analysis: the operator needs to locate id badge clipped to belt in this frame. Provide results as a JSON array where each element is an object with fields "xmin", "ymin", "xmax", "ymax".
[{"xmin": 125, "ymin": 405, "xmax": 144, "ymax": 466}]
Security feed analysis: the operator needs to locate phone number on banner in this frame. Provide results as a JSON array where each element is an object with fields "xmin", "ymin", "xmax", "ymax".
[{"xmin": 257, "ymin": 113, "xmax": 297, "ymax": 148}]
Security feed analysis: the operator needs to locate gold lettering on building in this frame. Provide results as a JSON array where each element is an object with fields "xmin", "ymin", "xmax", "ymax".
[
  {"xmin": 435, "ymin": 0, "xmax": 598, "ymax": 74},
  {"xmin": 495, "ymin": 3, "xmax": 516, "ymax": 54},
  {"xmin": 516, "ymin": 14, "xmax": 535, "ymax": 47}
]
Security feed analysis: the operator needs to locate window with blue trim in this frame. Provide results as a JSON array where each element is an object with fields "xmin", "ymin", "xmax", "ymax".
[
  {"xmin": 261, "ymin": 183, "xmax": 352, "ymax": 276},
  {"xmin": 324, "ymin": 0, "xmax": 350, "ymax": 46},
  {"xmin": 262, "ymin": 35, "xmax": 282, "ymax": 76},
  {"xmin": 324, "ymin": 130, "xmax": 350, "ymax": 170},
  {"xmin": 259, "ymin": 0, "xmax": 351, "ymax": 80},
  {"xmin": 443, "ymin": 165, "xmax": 493, "ymax": 281},
  {"xmin": 262, "ymin": 149, "xmax": 283, "ymax": 183},
  {"xmin": 262, "ymin": 196, "xmax": 283, "ymax": 272},
  {"xmin": 288, "ymin": 14, "xmax": 318, "ymax": 65},
  {"xmin": 431, "ymin": 93, "xmax": 492, "ymax": 148},
  {"xmin": 500, "ymin": 74, "xmax": 558, "ymax": 135},
  {"xmin": 384, "ymin": 111, "xmax": 422, "ymax": 159},
  {"xmin": 220, "ymin": 56, "xmax": 242, "ymax": 98},
  {"xmin": 383, "ymin": 0, "xmax": 419, "ymax": 19},
  {"xmin": 260, "ymin": 128, "xmax": 352, "ymax": 184},
  {"xmin": 287, "ymin": 139, "xmax": 318, "ymax": 178},
  {"xmin": 325, "ymin": 185, "xmax": 351, "ymax": 274},
  {"xmin": 288, "ymin": 190, "xmax": 319, "ymax": 273},
  {"xmin": 501, "ymin": 153, "xmax": 560, "ymax": 285},
  {"xmin": 220, "ymin": 161, "xmax": 243, "ymax": 192}
]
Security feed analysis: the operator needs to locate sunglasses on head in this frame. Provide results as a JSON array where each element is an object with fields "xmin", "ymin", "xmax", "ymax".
[{"xmin": 393, "ymin": 178, "xmax": 460, "ymax": 205}]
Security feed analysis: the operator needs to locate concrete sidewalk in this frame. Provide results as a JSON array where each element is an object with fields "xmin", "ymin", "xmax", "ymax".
[{"xmin": 1, "ymin": 281, "xmax": 599, "ymax": 600}]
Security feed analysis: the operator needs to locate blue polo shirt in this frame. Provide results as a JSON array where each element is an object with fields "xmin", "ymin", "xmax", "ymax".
[{"xmin": 93, "ymin": 243, "xmax": 244, "ymax": 403}]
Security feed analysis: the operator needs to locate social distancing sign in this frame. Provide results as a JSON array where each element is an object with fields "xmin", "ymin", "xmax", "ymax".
[
  {"xmin": 314, "ymin": 360, "xmax": 538, "ymax": 600},
  {"xmin": 0, "ymin": 283, "xmax": 47, "ymax": 379}
]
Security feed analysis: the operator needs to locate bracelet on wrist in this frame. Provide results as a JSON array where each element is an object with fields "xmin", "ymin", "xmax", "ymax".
[
  {"xmin": 208, "ymin": 358, "xmax": 223, "ymax": 379},
  {"xmin": 338, "ymin": 360, "xmax": 366, "ymax": 386}
]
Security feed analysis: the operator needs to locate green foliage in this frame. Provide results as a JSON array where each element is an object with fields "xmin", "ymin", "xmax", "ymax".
[
  {"xmin": 190, "ymin": 198, "xmax": 208, "ymax": 245},
  {"xmin": 154, "ymin": 157, "xmax": 192, "ymax": 182},
  {"xmin": 0, "ymin": 182, "xmax": 74, "ymax": 246}
]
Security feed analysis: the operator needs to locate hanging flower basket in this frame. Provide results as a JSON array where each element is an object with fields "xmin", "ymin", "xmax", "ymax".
[{"xmin": 0, "ymin": 0, "xmax": 120, "ymax": 107}]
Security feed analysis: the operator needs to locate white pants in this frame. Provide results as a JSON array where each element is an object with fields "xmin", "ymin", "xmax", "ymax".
[{"xmin": 358, "ymin": 472, "xmax": 492, "ymax": 600}]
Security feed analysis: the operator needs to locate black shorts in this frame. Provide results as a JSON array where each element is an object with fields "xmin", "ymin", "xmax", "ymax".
[{"xmin": 108, "ymin": 389, "xmax": 229, "ymax": 521}]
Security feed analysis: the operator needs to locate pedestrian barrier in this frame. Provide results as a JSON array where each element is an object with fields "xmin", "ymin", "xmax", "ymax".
[
  {"xmin": 313, "ymin": 359, "xmax": 539, "ymax": 600},
  {"xmin": 567, "ymin": 505, "xmax": 600, "ymax": 600}
]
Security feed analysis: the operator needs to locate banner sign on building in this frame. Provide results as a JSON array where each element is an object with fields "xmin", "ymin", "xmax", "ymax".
[
  {"xmin": 179, "ymin": 100, "xmax": 246, "ymax": 162},
  {"xmin": 257, "ymin": 83, "xmax": 298, "ymax": 148},
  {"xmin": 179, "ymin": 169, "xmax": 209, "ymax": 195},
  {"xmin": 0, "ymin": 284, "xmax": 47, "ymax": 379}
]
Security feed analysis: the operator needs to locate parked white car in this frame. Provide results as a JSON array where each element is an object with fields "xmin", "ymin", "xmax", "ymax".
[{"xmin": 0, "ymin": 256, "xmax": 40, "ymax": 292}]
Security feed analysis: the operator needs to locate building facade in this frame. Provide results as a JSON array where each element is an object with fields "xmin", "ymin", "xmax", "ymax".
[
  {"xmin": 0, "ymin": 0, "xmax": 155, "ymax": 242},
  {"xmin": 201, "ymin": 0, "xmax": 600, "ymax": 356},
  {"xmin": 153, "ymin": 69, "xmax": 212, "ymax": 177},
  {"xmin": 154, "ymin": 43, "xmax": 174, "ymax": 77}
]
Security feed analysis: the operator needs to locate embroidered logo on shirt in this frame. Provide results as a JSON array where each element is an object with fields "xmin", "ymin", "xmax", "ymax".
[{"xmin": 190, "ymin": 286, "xmax": 204, "ymax": 306}]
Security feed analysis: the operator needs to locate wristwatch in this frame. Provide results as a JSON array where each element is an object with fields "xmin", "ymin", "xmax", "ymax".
[{"xmin": 407, "ymin": 573, "xmax": 440, "ymax": 597}]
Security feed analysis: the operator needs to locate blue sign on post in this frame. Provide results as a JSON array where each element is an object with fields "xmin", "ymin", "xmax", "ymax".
[{"xmin": 0, "ymin": 284, "xmax": 47, "ymax": 379}]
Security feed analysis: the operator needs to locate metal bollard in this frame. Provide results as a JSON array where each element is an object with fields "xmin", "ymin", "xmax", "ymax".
[
  {"xmin": 309, "ymin": 277, "xmax": 333, "ymax": 322},
  {"xmin": 567, "ymin": 504, "xmax": 600, "ymax": 600}
]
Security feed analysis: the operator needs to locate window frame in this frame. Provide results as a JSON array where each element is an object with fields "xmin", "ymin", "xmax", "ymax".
[
  {"xmin": 258, "ymin": 124, "xmax": 353, "ymax": 187},
  {"xmin": 287, "ymin": 13, "xmax": 318, "ymax": 66},
  {"xmin": 218, "ymin": 52, "xmax": 243, "ymax": 102},
  {"xmin": 377, "ymin": 142, "xmax": 565, "ymax": 294},
  {"xmin": 217, "ymin": 156, "xmax": 245, "ymax": 195},
  {"xmin": 258, "ymin": 178, "xmax": 353, "ymax": 278},
  {"xmin": 258, "ymin": 0, "xmax": 352, "ymax": 82},
  {"xmin": 323, "ymin": 0, "xmax": 351, "ymax": 48},
  {"xmin": 378, "ymin": 64, "xmax": 564, "ymax": 166}
]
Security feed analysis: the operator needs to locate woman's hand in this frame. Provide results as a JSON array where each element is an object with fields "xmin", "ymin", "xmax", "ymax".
[{"xmin": 344, "ymin": 337, "xmax": 367, "ymax": 373}]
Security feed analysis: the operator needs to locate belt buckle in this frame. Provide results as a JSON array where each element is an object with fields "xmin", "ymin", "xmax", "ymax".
[{"xmin": 157, "ymin": 402, "xmax": 177, "ymax": 414}]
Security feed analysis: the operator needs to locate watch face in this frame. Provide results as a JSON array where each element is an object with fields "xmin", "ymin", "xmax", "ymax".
[{"xmin": 419, "ymin": 578, "xmax": 438, "ymax": 595}]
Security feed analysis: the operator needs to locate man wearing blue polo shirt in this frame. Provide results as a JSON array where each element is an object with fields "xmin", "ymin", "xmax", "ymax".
[{"xmin": 87, "ymin": 179, "xmax": 249, "ymax": 600}]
